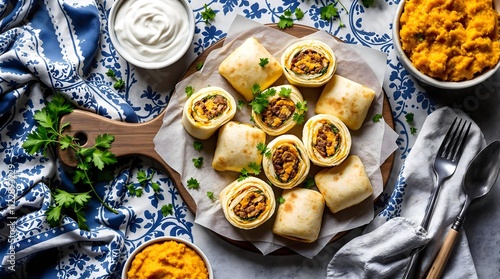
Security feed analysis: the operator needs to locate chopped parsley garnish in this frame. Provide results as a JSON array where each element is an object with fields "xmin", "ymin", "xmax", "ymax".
[
  {"xmin": 259, "ymin": 58, "xmax": 269, "ymax": 67},
  {"xmin": 192, "ymin": 157, "xmax": 204, "ymax": 169},
  {"xmin": 293, "ymin": 100, "xmax": 308, "ymax": 124},
  {"xmin": 185, "ymin": 86, "xmax": 195, "ymax": 97},
  {"xmin": 193, "ymin": 141, "xmax": 203, "ymax": 151},
  {"xmin": 187, "ymin": 177, "xmax": 200, "ymax": 190},
  {"xmin": 207, "ymin": 191, "xmax": 215, "ymax": 200},
  {"xmin": 161, "ymin": 204, "xmax": 173, "ymax": 216},
  {"xmin": 201, "ymin": 4, "xmax": 216, "ymax": 24},
  {"xmin": 278, "ymin": 196, "xmax": 286, "ymax": 204},
  {"xmin": 257, "ymin": 142, "xmax": 271, "ymax": 158},
  {"xmin": 372, "ymin": 113, "xmax": 383, "ymax": 123}
]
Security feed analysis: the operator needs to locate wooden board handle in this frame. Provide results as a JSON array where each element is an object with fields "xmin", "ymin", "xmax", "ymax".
[
  {"xmin": 58, "ymin": 109, "xmax": 194, "ymax": 208},
  {"xmin": 426, "ymin": 228, "xmax": 460, "ymax": 279}
]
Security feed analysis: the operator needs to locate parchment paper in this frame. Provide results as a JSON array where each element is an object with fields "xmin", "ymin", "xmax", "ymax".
[{"xmin": 154, "ymin": 16, "xmax": 399, "ymax": 258}]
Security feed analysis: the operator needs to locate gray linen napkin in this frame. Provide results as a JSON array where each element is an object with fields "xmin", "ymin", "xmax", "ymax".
[{"xmin": 327, "ymin": 106, "xmax": 485, "ymax": 279}]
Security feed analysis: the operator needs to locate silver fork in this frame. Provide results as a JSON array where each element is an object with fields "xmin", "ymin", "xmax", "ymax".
[{"xmin": 403, "ymin": 117, "xmax": 471, "ymax": 279}]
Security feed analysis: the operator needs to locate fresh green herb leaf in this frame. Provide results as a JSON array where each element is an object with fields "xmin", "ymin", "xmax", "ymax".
[
  {"xmin": 251, "ymin": 83, "xmax": 261, "ymax": 95},
  {"xmin": 295, "ymin": 8, "xmax": 304, "ymax": 20},
  {"xmin": 259, "ymin": 58, "xmax": 269, "ymax": 67},
  {"xmin": 201, "ymin": 4, "xmax": 217, "ymax": 24},
  {"xmin": 405, "ymin": 112, "xmax": 414, "ymax": 123},
  {"xmin": 193, "ymin": 141, "xmax": 203, "ymax": 151},
  {"xmin": 410, "ymin": 126, "xmax": 418, "ymax": 135},
  {"xmin": 137, "ymin": 170, "xmax": 148, "ymax": 184},
  {"xmin": 185, "ymin": 86, "xmax": 195, "ymax": 98},
  {"xmin": 46, "ymin": 205, "xmax": 62, "ymax": 227},
  {"xmin": 257, "ymin": 142, "xmax": 271, "ymax": 158},
  {"xmin": 293, "ymin": 100, "xmax": 308, "ymax": 124},
  {"xmin": 304, "ymin": 177, "xmax": 315, "ymax": 189},
  {"xmin": 161, "ymin": 204, "xmax": 174, "ymax": 216},
  {"xmin": 238, "ymin": 168, "xmax": 250, "ymax": 182},
  {"xmin": 106, "ymin": 68, "xmax": 124, "ymax": 90},
  {"xmin": 192, "ymin": 157, "xmax": 204, "ymax": 169},
  {"xmin": 196, "ymin": 62, "xmax": 204, "ymax": 71},
  {"xmin": 362, "ymin": 0, "xmax": 376, "ymax": 7},
  {"xmin": 248, "ymin": 162, "xmax": 261, "ymax": 175},
  {"xmin": 207, "ymin": 191, "xmax": 215, "ymax": 200},
  {"xmin": 320, "ymin": 4, "xmax": 339, "ymax": 21},
  {"xmin": 237, "ymin": 100, "xmax": 246, "ymax": 110},
  {"xmin": 127, "ymin": 183, "xmax": 144, "ymax": 197},
  {"xmin": 187, "ymin": 177, "xmax": 200, "ymax": 190},
  {"xmin": 278, "ymin": 9, "xmax": 294, "ymax": 29},
  {"xmin": 278, "ymin": 196, "xmax": 286, "ymax": 204},
  {"xmin": 372, "ymin": 113, "xmax": 383, "ymax": 123},
  {"xmin": 250, "ymin": 86, "xmax": 276, "ymax": 115},
  {"xmin": 151, "ymin": 182, "xmax": 161, "ymax": 193},
  {"xmin": 278, "ymin": 87, "xmax": 292, "ymax": 98}
]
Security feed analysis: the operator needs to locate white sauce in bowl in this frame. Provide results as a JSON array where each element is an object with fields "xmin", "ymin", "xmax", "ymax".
[{"xmin": 113, "ymin": 0, "xmax": 190, "ymax": 63}]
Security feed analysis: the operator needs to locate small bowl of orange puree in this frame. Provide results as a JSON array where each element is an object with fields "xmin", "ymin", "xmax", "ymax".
[
  {"xmin": 393, "ymin": 0, "xmax": 500, "ymax": 89},
  {"xmin": 122, "ymin": 236, "xmax": 213, "ymax": 279}
]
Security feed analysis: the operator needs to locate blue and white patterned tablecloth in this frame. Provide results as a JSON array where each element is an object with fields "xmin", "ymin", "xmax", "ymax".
[{"xmin": 1, "ymin": 0, "xmax": 499, "ymax": 278}]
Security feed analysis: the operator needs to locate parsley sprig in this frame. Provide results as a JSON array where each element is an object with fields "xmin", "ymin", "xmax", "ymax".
[
  {"xmin": 22, "ymin": 94, "xmax": 119, "ymax": 230},
  {"xmin": 201, "ymin": 4, "xmax": 216, "ymax": 24},
  {"xmin": 106, "ymin": 69, "xmax": 125, "ymax": 90},
  {"xmin": 320, "ymin": 2, "xmax": 348, "ymax": 28},
  {"xmin": 278, "ymin": 8, "xmax": 304, "ymax": 29}
]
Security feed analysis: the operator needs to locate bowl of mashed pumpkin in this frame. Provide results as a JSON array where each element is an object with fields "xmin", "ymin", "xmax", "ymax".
[
  {"xmin": 122, "ymin": 236, "xmax": 213, "ymax": 279},
  {"xmin": 393, "ymin": 0, "xmax": 500, "ymax": 89}
]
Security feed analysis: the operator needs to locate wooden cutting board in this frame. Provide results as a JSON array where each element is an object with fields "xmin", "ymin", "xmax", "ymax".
[{"xmin": 58, "ymin": 24, "xmax": 395, "ymax": 254}]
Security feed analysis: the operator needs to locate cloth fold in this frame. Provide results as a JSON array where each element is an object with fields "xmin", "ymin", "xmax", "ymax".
[{"xmin": 327, "ymin": 106, "xmax": 485, "ymax": 279}]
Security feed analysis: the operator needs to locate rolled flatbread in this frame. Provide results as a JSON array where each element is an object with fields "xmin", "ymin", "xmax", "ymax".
[
  {"xmin": 212, "ymin": 121, "xmax": 266, "ymax": 173},
  {"xmin": 315, "ymin": 75, "xmax": 376, "ymax": 130},
  {"xmin": 182, "ymin": 86, "xmax": 237, "ymax": 139},
  {"xmin": 251, "ymin": 85, "xmax": 304, "ymax": 136},
  {"xmin": 281, "ymin": 39, "xmax": 336, "ymax": 87},
  {"xmin": 272, "ymin": 187, "xmax": 325, "ymax": 243},
  {"xmin": 219, "ymin": 37, "xmax": 283, "ymax": 101},
  {"xmin": 314, "ymin": 155, "xmax": 373, "ymax": 214},
  {"xmin": 262, "ymin": 134, "xmax": 310, "ymax": 189},
  {"xmin": 302, "ymin": 114, "xmax": 351, "ymax": 167},
  {"xmin": 219, "ymin": 177, "xmax": 276, "ymax": 230}
]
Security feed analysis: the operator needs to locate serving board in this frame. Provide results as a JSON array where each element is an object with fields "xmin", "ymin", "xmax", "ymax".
[{"xmin": 58, "ymin": 24, "xmax": 394, "ymax": 254}]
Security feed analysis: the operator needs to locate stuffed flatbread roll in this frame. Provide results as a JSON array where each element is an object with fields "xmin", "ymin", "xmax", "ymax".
[
  {"xmin": 281, "ymin": 39, "xmax": 336, "ymax": 87},
  {"xmin": 212, "ymin": 121, "xmax": 266, "ymax": 173},
  {"xmin": 251, "ymin": 85, "xmax": 305, "ymax": 136},
  {"xmin": 272, "ymin": 187, "xmax": 325, "ymax": 243},
  {"xmin": 315, "ymin": 75, "xmax": 376, "ymax": 130},
  {"xmin": 314, "ymin": 155, "xmax": 373, "ymax": 213},
  {"xmin": 219, "ymin": 177, "xmax": 276, "ymax": 230},
  {"xmin": 302, "ymin": 114, "xmax": 351, "ymax": 167},
  {"xmin": 182, "ymin": 86, "xmax": 236, "ymax": 139},
  {"xmin": 262, "ymin": 134, "xmax": 310, "ymax": 189},
  {"xmin": 219, "ymin": 37, "xmax": 283, "ymax": 101}
]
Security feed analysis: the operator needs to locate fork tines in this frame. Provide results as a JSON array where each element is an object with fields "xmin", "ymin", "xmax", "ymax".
[{"xmin": 439, "ymin": 117, "xmax": 472, "ymax": 162}]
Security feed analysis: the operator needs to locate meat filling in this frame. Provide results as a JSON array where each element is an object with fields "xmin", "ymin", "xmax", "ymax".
[
  {"xmin": 261, "ymin": 97, "xmax": 296, "ymax": 128},
  {"xmin": 233, "ymin": 191, "xmax": 267, "ymax": 220},
  {"xmin": 314, "ymin": 121, "xmax": 340, "ymax": 158},
  {"xmin": 291, "ymin": 49, "xmax": 329, "ymax": 76},
  {"xmin": 272, "ymin": 144, "xmax": 300, "ymax": 183},
  {"xmin": 192, "ymin": 94, "xmax": 228, "ymax": 121}
]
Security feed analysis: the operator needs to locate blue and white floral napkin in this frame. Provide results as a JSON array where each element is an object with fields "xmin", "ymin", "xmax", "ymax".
[{"xmin": 327, "ymin": 106, "xmax": 485, "ymax": 279}]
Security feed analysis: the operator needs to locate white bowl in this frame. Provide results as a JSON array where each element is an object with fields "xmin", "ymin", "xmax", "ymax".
[
  {"xmin": 108, "ymin": 0, "xmax": 195, "ymax": 69},
  {"xmin": 393, "ymin": 0, "xmax": 500, "ymax": 89},
  {"xmin": 122, "ymin": 236, "xmax": 213, "ymax": 279}
]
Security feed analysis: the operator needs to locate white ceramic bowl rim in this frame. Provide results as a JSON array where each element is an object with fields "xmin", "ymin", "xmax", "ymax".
[
  {"xmin": 108, "ymin": 0, "xmax": 195, "ymax": 69},
  {"xmin": 393, "ymin": 0, "xmax": 500, "ymax": 90},
  {"xmin": 121, "ymin": 236, "xmax": 213, "ymax": 279}
]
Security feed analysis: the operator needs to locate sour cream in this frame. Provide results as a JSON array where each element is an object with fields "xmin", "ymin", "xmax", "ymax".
[{"xmin": 113, "ymin": 0, "xmax": 190, "ymax": 64}]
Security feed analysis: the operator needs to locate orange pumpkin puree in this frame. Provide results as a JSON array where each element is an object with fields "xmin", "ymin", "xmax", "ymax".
[
  {"xmin": 399, "ymin": 0, "xmax": 500, "ymax": 81},
  {"xmin": 127, "ymin": 241, "xmax": 208, "ymax": 279}
]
